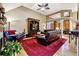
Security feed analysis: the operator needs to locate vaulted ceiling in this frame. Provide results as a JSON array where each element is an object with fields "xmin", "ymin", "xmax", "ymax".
[{"xmin": 2, "ymin": 3, "xmax": 78, "ymax": 15}]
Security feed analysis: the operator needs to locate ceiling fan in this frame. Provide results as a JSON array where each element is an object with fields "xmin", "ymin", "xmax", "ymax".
[{"xmin": 37, "ymin": 3, "xmax": 50, "ymax": 11}]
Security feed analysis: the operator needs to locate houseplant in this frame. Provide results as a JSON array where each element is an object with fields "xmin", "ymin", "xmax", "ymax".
[{"xmin": 0, "ymin": 40, "xmax": 21, "ymax": 56}]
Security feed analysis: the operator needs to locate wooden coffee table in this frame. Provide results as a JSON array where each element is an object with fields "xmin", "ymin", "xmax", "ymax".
[{"xmin": 23, "ymin": 37, "xmax": 35, "ymax": 40}]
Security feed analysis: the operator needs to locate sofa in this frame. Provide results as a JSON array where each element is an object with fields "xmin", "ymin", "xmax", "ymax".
[
  {"xmin": 36, "ymin": 32, "xmax": 60, "ymax": 46},
  {"xmin": 16, "ymin": 32, "xmax": 25, "ymax": 41},
  {"xmin": 4, "ymin": 30, "xmax": 25, "ymax": 41},
  {"xmin": 36, "ymin": 35, "xmax": 48, "ymax": 46}
]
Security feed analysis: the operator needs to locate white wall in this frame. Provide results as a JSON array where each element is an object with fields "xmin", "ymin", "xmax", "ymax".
[{"xmin": 5, "ymin": 6, "xmax": 46, "ymax": 34}]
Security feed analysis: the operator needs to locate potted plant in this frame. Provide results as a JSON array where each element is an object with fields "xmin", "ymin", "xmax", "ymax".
[{"xmin": 0, "ymin": 40, "xmax": 21, "ymax": 56}]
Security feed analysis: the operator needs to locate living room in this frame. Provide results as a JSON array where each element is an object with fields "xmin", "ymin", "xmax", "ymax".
[{"xmin": 0, "ymin": 3, "xmax": 78, "ymax": 56}]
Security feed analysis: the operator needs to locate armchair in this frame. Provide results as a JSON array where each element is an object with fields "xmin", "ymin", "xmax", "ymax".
[{"xmin": 3, "ymin": 30, "xmax": 16, "ymax": 41}]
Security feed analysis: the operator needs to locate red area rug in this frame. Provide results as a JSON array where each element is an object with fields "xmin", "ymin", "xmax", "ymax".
[{"xmin": 21, "ymin": 38, "xmax": 66, "ymax": 56}]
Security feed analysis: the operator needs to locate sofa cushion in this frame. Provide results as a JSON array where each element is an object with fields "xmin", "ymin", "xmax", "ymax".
[
  {"xmin": 6, "ymin": 30, "xmax": 16, "ymax": 35},
  {"xmin": 45, "ymin": 32, "xmax": 50, "ymax": 40},
  {"xmin": 36, "ymin": 35, "xmax": 48, "ymax": 46},
  {"xmin": 16, "ymin": 32, "xmax": 25, "ymax": 40}
]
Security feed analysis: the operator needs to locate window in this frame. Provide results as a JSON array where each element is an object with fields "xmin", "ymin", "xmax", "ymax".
[{"xmin": 47, "ymin": 22, "xmax": 53, "ymax": 29}]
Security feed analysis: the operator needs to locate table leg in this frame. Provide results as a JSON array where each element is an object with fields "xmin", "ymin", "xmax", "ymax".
[
  {"xmin": 69, "ymin": 34, "xmax": 71, "ymax": 43},
  {"xmin": 75, "ymin": 36, "xmax": 77, "ymax": 45}
]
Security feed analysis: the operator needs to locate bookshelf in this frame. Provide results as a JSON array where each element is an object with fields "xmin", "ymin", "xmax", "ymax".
[{"xmin": 0, "ymin": 6, "xmax": 7, "ymax": 49}]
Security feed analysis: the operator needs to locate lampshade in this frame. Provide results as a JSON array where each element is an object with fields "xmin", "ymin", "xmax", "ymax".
[{"xmin": 56, "ymin": 27, "xmax": 59, "ymax": 30}]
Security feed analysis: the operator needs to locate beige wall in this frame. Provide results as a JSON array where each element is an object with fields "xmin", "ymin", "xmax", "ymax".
[
  {"xmin": 71, "ymin": 12, "xmax": 77, "ymax": 30},
  {"xmin": 72, "ymin": 12, "xmax": 77, "ymax": 20},
  {"xmin": 46, "ymin": 10, "xmax": 77, "ymax": 30},
  {"xmin": 5, "ymin": 6, "xmax": 46, "ymax": 34}
]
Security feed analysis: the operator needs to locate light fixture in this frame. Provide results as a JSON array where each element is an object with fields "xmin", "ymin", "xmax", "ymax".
[
  {"xmin": 56, "ymin": 27, "xmax": 59, "ymax": 30},
  {"xmin": 40, "ymin": 7, "xmax": 45, "ymax": 11},
  {"xmin": 7, "ymin": 18, "xmax": 13, "ymax": 22},
  {"xmin": 37, "ymin": 3, "xmax": 50, "ymax": 11}
]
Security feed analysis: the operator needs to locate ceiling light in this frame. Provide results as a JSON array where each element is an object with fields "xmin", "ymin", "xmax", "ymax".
[{"xmin": 41, "ymin": 7, "xmax": 45, "ymax": 11}]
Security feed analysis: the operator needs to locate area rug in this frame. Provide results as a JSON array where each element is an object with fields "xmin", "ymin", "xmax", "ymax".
[{"xmin": 21, "ymin": 38, "xmax": 66, "ymax": 56}]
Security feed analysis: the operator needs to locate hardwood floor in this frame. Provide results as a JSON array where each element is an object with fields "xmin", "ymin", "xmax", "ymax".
[
  {"xmin": 16, "ymin": 35, "xmax": 77, "ymax": 56},
  {"xmin": 78, "ymin": 39, "xmax": 79, "ymax": 56},
  {"xmin": 16, "ymin": 46, "xmax": 28, "ymax": 56},
  {"xmin": 54, "ymin": 35, "xmax": 77, "ymax": 56}
]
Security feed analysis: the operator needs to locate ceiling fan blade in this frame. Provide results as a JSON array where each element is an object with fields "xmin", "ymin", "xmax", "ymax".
[
  {"xmin": 45, "ymin": 7, "xmax": 50, "ymax": 9},
  {"xmin": 45, "ymin": 3, "xmax": 48, "ymax": 7},
  {"xmin": 38, "ymin": 4, "xmax": 42, "ymax": 7}
]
